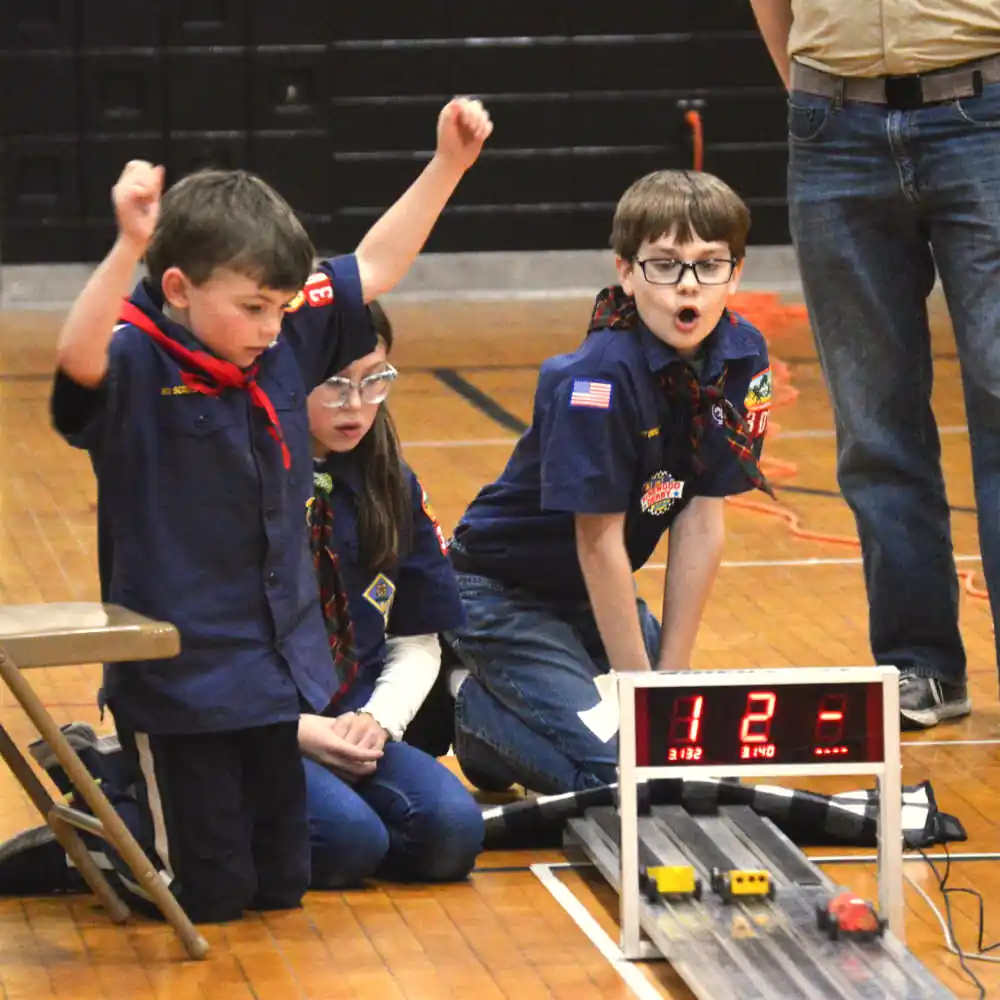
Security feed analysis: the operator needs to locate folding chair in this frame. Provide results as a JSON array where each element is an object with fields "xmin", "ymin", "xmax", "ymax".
[{"xmin": 0, "ymin": 602, "xmax": 209, "ymax": 959}]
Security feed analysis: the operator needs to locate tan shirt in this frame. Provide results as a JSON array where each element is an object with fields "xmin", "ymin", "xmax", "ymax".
[{"xmin": 789, "ymin": 0, "xmax": 1000, "ymax": 77}]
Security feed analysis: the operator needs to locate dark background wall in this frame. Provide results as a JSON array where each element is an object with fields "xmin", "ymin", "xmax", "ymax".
[{"xmin": 1, "ymin": 1, "xmax": 787, "ymax": 265}]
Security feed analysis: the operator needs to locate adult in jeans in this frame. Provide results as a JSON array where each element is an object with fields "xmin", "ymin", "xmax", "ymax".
[{"xmin": 751, "ymin": 0, "xmax": 1000, "ymax": 729}]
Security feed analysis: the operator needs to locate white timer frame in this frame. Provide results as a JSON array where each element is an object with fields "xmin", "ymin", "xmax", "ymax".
[{"xmin": 615, "ymin": 666, "xmax": 902, "ymax": 960}]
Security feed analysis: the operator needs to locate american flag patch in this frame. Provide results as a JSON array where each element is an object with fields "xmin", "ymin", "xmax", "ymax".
[{"xmin": 569, "ymin": 379, "xmax": 612, "ymax": 409}]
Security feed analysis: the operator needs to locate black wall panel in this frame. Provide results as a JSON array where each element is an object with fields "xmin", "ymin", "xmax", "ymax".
[
  {"xmin": 166, "ymin": 50, "xmax": 249, "ymax": 131},
  {"xmin": 251, "ymin": 50, "xmax": 330, "ymax": 132},
  {"xmin": 3, "ymin": 136, "xmax": 84, "ymax": 261},
  {"xmin": 165, "ymin": 1, "xmax": 247, "ymax": 47},
  {"xmin": 0, "ymin": 0, "xmax": 77, "ymax": 49},
  {"xmin": 2, "ymin": 53, "xmax": 78, "ymax": 136},
  {"xmin": 79, "ymin": 0, "xmax": 160, "ymax": 48},
  {"xmin": 1, "ymin": 1, "xmax": 790, "ymax": 262},
  {"xmin": 79, "ymin": 53, "xmax": 165, "ymax": 135}
]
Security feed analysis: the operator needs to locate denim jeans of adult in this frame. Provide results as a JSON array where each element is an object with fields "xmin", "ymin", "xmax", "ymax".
[
  {"xmin": 787, "ymin": 81, "xmax": 1000, "ymax": 683},
  {"xmin": 446, "ymin": 572, "xmax": 662, "ymax": 794},
  {"xmin": 305, "ymin": 740, "xmax": 484, "ymax": 889}
]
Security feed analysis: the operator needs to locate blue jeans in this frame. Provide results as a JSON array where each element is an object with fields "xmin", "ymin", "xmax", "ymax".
[
  {"xmin": 305, "ymin": 741, "xmax": 483, "ymax": 889},
  {"xmin": 446, "ymin": 573, "xmax": 662, "ymax": 794},
  {"xmin": 787, "ymin": 80, "xmax": 1000, "ymax": 682}
]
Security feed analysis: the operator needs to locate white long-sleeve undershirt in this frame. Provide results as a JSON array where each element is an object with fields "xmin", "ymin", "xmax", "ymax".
[{"xmin": 359, "ymin": 633, "xmax": 441, "ymax": 742}]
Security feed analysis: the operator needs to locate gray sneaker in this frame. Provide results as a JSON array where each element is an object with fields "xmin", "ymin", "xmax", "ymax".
[{"xmin": 899, "ymin": 673, "xmax": 971, "ymax": 731}]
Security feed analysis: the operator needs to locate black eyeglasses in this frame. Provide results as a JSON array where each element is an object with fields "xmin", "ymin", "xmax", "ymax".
[{"xmin": 634, "ymin": 257, "xmax": 737, "ymax": 286}]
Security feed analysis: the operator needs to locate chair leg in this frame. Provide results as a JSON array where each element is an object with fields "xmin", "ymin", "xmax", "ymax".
[
  {"xmin": 0, "ymin": 724, "xmax": 129, "ymax": 921},
  {"xmin": 0, "ymin": 653, "xmax": 209, "ymax": 960}
]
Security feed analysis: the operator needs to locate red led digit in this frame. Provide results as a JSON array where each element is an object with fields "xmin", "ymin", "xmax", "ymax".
[
  {"xmin": 668, "ymin": 694, "xmax": 704, "ymax": 745},
  {"xmin": 814, "ymin": 694, "xmax": 847, "ymax": 744},
  {"xmin": 739, "ymin": 691, "xmax": 777, "ymax": 744}
]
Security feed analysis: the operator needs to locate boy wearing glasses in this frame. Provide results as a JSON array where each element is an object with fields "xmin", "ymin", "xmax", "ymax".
[{"xmin": 445, "ymin": 169, "xmax": 774, "ymax": 794}]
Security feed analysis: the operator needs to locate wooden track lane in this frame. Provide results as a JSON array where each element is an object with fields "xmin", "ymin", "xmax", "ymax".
[{"xmin": 0, "ymin": 294, "xmax": 997, "ymax": 998}]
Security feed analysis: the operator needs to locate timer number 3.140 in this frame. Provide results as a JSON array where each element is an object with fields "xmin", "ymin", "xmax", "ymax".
[{"xmin": 666, "ymin": 691, "xmax": 849, "ymax": 762}]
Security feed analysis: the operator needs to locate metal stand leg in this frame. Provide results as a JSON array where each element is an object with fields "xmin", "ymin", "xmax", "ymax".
[
  {"xmin": 617, "ymin": 674, "xmax": 643, "ymax": 959},
  {"xmin": 879, "ymin": 674, "xmax": 905, "ymax": 943},
  {"xmin": 0, "ymin": 651, "xmax": 209, "ymax": 959}
]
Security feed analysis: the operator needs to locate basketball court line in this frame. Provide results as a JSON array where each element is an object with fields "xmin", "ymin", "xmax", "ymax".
[
  {"xmin": 401, "ymin": 427, "xmax": 970, "ymax": 447},
  {"xmin": 530, "ymin": 861, "xmax": 666, "ymax": 1000},
  {"xmin": 904, "ymin": 739, "xmax": 1000, "ymax": 748},
  {"xmin": 642, "ymin": 555, "xmax": 981, "ymax": 571},
  {"xmin": 403, "ymin": 437, "xmax": 516, "ymax": 448}
]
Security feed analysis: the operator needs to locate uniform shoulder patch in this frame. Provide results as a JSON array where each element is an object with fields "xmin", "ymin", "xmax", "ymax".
[
  {"xmin": 284, "ymin": 271, "xmax": 334, "ymax": 314},
  {"xmin": 418, "ymin": 481, "xmax": 449, "ymax": 555},
  {"xmin": 569, "ymin": 378, "xmax": 613, "ymax": 410},
  {"xmin": 744, "ymin": 366, "xmax": 772, "ymax": 438},
  {"xmin": 363, "ymin": 573, "xmax": 396, "ymax": 626},
  {"xmin": 744, "ymin": 367, "xmax": 772, "ymax": 412}
]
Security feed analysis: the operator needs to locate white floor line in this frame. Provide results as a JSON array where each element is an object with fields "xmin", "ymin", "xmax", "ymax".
[
  {"xmin": 530, "ymin": 863, "xmax": 666, "ymax": 1000},
  {"xmin": 401, "ymin": 437, "xmax": 516, "ymax": 448},
  {"xmin": 776, "ymin": 425, "xmax": 968, "ymax": 440},
  {"xmin": 903, "ymin": 738, "xmax": 1000, "ymax": 748},
  {"xmin": 640, "ymin": 555, "xmax": 982, "ymax": 571},
  {"xmin": 813, "ymin": 852, "xmax": 1000, "ymax": 864},
  {"xmin": 399, "ymin": 426, "xmax": 969, "ymax": 447}
]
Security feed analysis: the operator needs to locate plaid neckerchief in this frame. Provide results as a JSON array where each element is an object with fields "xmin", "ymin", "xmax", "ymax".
[
  {"xmin": 119, "ymin": 300, "xmax": 291, "ymax": 469},
  {"xmin": 661, "ymin": 362, "xmax": 774, "ymax": 498},
  {"xmin": 587, "ymin": 285, "xmax": 774, "ymax": 498},
  {"xmin": 308, "ymin": 467, "xmax": 358, "ymax": 707}
]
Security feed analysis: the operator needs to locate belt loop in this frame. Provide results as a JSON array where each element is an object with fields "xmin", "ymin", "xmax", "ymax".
[{"xmin": 831, "ymin": 77, "xmax": 845, "ymax": 111}]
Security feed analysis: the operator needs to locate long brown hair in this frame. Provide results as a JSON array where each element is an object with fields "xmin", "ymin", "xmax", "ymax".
[{"xmin": 355, "ymin": 301, "xmax": 412, "ymax": 573}]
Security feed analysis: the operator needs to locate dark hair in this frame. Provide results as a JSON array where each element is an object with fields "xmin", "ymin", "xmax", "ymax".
[
  {"xmin": 611, "ymin": 169, "xmax": 751, "ymax": 262},
  {"xmin": 354, "ymin": 302, "xmax": 412, "ymax": 573},
  {"xmin": 145, "ymin": 169, "xmax": 315, "ymax": 291}
]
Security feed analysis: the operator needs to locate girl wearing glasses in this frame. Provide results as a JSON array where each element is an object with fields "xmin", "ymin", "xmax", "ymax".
[{"xmin": 291, "ymin": 301, "xmax": 484, "ymax": 888}]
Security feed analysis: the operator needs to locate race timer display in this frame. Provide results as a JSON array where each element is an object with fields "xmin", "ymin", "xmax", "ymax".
[{"xmin": 633, "ymin": 681, "xmax": 885, "ymax": 767}]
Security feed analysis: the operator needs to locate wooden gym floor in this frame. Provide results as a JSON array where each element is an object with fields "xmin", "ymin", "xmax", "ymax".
[{"xmin": 0, "ymin": 290, "xmax": 997, "ymax": 998}]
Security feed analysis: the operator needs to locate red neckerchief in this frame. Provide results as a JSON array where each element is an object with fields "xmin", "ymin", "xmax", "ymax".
[{"xmin": 120, "ymin": 300, "xmax": 291, "ymax": 469}]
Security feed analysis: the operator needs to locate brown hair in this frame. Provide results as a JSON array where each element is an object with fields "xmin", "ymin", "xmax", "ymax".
[
  {"xmin": 354, "ymin": 302, "xmax": 413, "ymax": 573},
  {"xmin": 610, "ymin": 170, "xmax": 751, "ymax": 262},
  {"xmin": 145, "ymin": 169, "xmax": 315, "ymax": 291}
]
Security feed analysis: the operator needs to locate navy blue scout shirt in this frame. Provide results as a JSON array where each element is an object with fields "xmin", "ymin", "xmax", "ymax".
[
  {"xmin": 450, "ymin": 310, "xmax": 770, "ymax": 599},
  {"xmin": 49, "ymin": 256, "xmax": 376, "ymax": 735},
  {"xmin": 311, "ymin": 452, "xmax": 465, "ymax": 714}
]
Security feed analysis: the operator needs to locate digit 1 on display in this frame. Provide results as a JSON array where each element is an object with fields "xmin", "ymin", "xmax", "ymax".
[
  {"xmin": 668, "ymin": 694, "xmax": 704, "ymax": 744},
  {"xmin": 739, "ymin": 691, "xmax": 777, "ymax": 744}
]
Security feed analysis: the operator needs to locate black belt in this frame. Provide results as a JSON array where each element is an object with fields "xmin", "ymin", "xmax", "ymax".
[{"xmin": 790, "ymin": 53, "xmax": 1000, "ymax": 110}]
